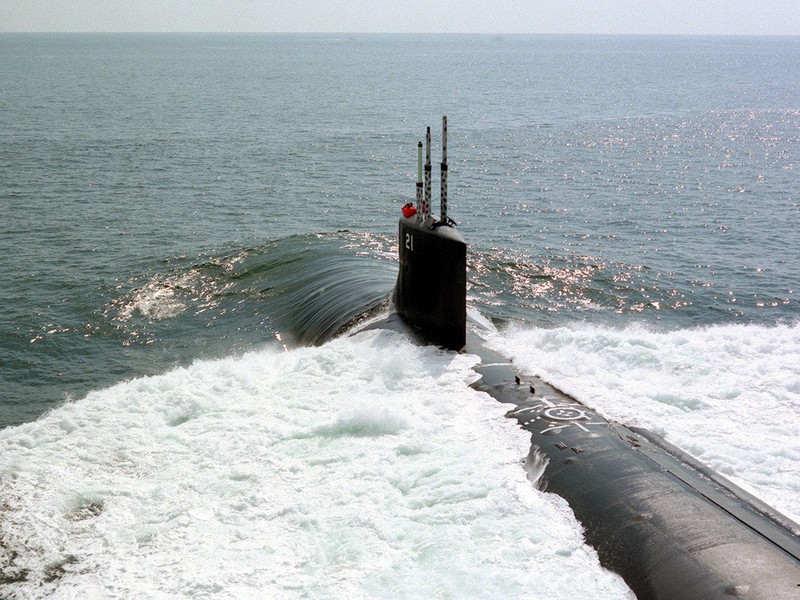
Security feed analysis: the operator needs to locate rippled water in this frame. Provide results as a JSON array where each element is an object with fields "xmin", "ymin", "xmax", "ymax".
[{"xmin": 0, "ymin": 33, "xmax": 798, "ymax": 598}]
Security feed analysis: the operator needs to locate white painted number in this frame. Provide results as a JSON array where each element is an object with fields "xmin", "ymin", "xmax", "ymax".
[{"xmin": 405, "ymin": 232, "xmax": 414, "ymax": 251}]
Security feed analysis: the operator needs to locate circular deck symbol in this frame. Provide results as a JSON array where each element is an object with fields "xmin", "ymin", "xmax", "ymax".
[
  {"xmin": 508, "ymin": 397, "xmax": 605, "ymax": 435},
  {"xmin": 542, "ymin": 406, "xmax": 589, "ymax": 422}
]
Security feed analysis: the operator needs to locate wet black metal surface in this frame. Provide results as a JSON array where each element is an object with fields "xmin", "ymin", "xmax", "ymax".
[{"xmin": 469, "ymin": 336, "xmax": 800, "ymax": 600}]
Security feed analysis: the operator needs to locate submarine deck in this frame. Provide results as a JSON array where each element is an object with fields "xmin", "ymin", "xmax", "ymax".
[{"xmin": 468, "ymin": 330, "xmax": 800, "ymax": 600}]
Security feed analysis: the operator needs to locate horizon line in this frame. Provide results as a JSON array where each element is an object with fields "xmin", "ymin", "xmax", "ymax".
[{"xmin": 3, "ymin": 30, "xmax": 799, "ymax": 37}]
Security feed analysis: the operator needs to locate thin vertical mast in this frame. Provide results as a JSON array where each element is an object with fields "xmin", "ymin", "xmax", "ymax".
[
  {"xmin": 416, "ymin": 141, "xmax": 423, "ymax": 218},
  {"xmin": 424, "ymin": 126, "xmax": 432, "ymax": 218},
  {"xmin": 440, "ymin": 115, "xmax": 448, "ymax": 221}
]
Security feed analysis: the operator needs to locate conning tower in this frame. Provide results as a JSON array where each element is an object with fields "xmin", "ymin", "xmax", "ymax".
[{"xmin": 394, "ymin": 116, "xmax": 466, "ymax": 351}]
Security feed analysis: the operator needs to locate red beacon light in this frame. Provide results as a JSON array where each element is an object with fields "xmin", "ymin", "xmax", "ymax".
[{"xmin": 402, "ymin": 203, "xmax": 417, "ymax": 218}]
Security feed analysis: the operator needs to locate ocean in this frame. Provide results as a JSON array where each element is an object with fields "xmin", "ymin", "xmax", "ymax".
[{"xmin": 0, "ymin": 33, "xmax": 798, "ymax": 598}]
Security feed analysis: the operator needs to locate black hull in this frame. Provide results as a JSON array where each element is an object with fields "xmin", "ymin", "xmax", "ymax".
[{"xmin": 469, "ymin": 337, "xmax": 800, "ymax": 600}]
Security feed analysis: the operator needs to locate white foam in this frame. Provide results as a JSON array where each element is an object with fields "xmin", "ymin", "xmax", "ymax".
[
  {"xmin": 0, "ymin": 330, "xmax": 632, "ymax": 599},
  {"xmin": 489, "ymin": 321, "xmax": 800, "ymax": 524},
  {"xmin": 115, "ymin": 273, "xmax": 192, "ymax": 321}
]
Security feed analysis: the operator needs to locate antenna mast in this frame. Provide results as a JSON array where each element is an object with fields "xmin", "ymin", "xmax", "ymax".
[
  {"xmin": 440, "ymin": 115, "xmax": 448, "ymax": 221},
  {"xmin": 423, "ymin": 126, "xmax": 432, "ymax": 218}
]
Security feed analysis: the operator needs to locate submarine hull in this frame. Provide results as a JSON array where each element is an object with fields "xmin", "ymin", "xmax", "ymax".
[{"xmin": 469, "ymin": 341, "xmax": 800, "ymax": 600}]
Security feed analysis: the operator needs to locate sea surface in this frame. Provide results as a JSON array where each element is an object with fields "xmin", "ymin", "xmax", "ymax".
[{"xmin": 0, "ymin": 33, "xmax": 798, "ymax": 598}]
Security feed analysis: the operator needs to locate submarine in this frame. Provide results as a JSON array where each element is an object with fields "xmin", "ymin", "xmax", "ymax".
[{"xmin": 382, "ymin": 117, "xmax": 800, "ymax": 600}]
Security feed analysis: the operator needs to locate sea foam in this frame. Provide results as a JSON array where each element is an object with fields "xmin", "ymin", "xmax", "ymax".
[{"xmin": 0, "ymin": 329, "xmax": 632, "ymax": 599}]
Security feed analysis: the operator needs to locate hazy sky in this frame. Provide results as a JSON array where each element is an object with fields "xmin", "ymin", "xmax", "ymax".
[{"xmin": 2, "ymin": 0, "xmax": 799, "ymax": 35}]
